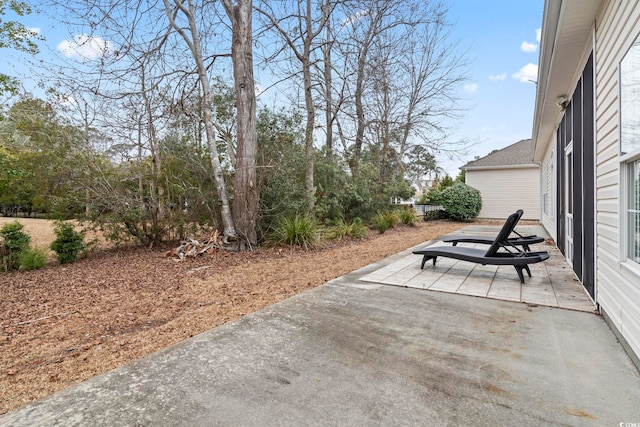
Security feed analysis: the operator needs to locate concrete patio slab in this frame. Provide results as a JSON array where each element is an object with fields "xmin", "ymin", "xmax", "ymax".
[{"xmin": 2, "ymin": 226, "xmax": 637, "ymax": 426}]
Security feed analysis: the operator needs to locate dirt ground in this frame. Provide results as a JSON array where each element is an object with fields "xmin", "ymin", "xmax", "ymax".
[{"xmin": 0, "ymin": 217, "xmax": 492, "ymax": 414}]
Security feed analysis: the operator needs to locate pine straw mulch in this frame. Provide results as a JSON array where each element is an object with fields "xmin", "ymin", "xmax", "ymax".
[{"xmin": 1, "ymin": 219, "xmax": 485, "ymax": 414}]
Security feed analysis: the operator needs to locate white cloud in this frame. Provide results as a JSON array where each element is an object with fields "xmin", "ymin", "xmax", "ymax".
[
  {"xmin": 536, "ymin": 28, "xmax": 541, "ymax": 42},
  {"xmin": 512, "ymin": 63, "xmax": 538, "ymax": 83},
  {"xmin": 57, "ymin": 34, "xmax": 113, "ymax": 61},
  {"xmin": 521, "ymin": 41, "xmax": 538, "ymax": 53},
  {"xmin": 464, "ymin": 83, "xmax": 478, "ymax": 93},
  {"xmin": 28, "ymin": 27, "xmax": 41, "ymax": 35},
  {"xmin": 489, "ymin": 73, "xmax": 507, "ymax": 81}
]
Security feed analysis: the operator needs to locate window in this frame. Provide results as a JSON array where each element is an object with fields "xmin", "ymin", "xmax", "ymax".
[
  {"xmin": 621, "ymin": 38, "xmax": 640, "ymax": 155},
  {"xmin": 620, "ymin": 35, "xmax": 640, "ymax": 265},
  {"xmin": 629, "ymin": 159, "xmax": 640, "ymax": 263}
]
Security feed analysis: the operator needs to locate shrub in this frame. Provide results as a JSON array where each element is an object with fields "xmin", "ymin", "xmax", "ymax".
[
  {"xmin": 313, "ymin": 158, "xmax": 414, "ymax": 223},
  {"xmin": 50, "ymin": 221, "xmax": 85, "ymax": 264},
  {"xmin": 325, "ymin": 218, "xmax": 367, "ymax": 240},
  {"xmin": 371, "ymin": 211, "xmax": 399, "ymax": 233},
  {"xmin": 424, "ymin": 175, "xmax": 455, "ymax": 205},
  {"xmin": 398, "ymin": 208, "xmax": 418, "ymax": 226},
  {"xmin": 425, "ymin": 188, "xmax": 443, "ymax": 205},
  {"xmin": 0, "ymin": 221, "xmax": 31, "ymax": 271},
  {"xmin": 423, "ymin": 209, "xmax": 446, "ymax": 221},
  {"xmin": 269, "ymin": 215, "xmax": 320, "ymax": 248},
  {"xmin": 439, "ymin": 183, "xmax": 482, "ymax": 221},
  {"xmin": 385, "ymin": 211, "xmax": 399, "ymax": 229},
  {"xmin": 18, "ymin": 246, "xmax": 47, "ymax": 271}
]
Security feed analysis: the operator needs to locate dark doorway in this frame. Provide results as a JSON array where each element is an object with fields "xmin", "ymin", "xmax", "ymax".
[{"xmin": 555, "ymin": 53, "xmax": 595, "ymax": 299}]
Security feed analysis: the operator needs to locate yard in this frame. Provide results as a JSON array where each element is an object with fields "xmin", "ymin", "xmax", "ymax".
[{"xmin": 1, "ymin": 217, "xmax": 479, "ymax": 414}]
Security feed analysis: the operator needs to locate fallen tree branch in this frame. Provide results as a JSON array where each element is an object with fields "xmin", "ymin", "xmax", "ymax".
[
  {"xmin": 166, "ymin": 230, "xmax": 224, "ymax": 261},
  {"xmin": 3, "ymin": 311, "xmax": 74, "ymax": 328}
]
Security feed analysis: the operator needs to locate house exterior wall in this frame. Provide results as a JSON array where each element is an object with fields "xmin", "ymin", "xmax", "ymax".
[
  {"xmin": 594, "ymin": 0, "xmax": 640, "ymax": 364},
  {"xmin": 465, "ymin": 167, "xmax": 541, "ymax": 220},
  {"xmin": 540, "ymin": 138, "xmax": 557, "ymax": 241}
]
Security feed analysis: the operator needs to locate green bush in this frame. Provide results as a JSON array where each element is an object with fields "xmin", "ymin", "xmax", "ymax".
[
  {"xmin": 371, "ymin": 211, "xmax": 399, "ymax": 233},
  {"xmin": 325, "ymin": 218, "xmax": 367, "ymax": 240},
  {"xmin": 425, "ymin": 188, "xmax": 442, "ymax": 205},
  {"xmin": 0, "ymin": 221, "xmax": 31, "ymax": 271},
  {"xmin": 50, "ymin": 221, "xmax": 85, "ymax": 264},
  {"xmin": 314, "ymin": 158, "xmax": 414, "ymax": 224},
  {"xmin": 439, "ymin": 183, "xmax": 482, "ymax": 221},
  {"xmin": 385, "ymin": 211, "xmax": 399, "ymax": 228},
  {"xmin": 269, "ymin": 215, "xmax": 320, "ymax": 248},
  {"xmin": 398, "ymin": 208, "xmax": 418, "ymax": 226},
  {"xmin": 424, "ymin": 175, "xmax": 455, "ymax": 205},
  {"xmin": 18, "ymin": 246, "xmax": 47, "ymax": 271},
  {"xmin": 423, "ymin": 209, "xmax": 446, "ymax": 221}
]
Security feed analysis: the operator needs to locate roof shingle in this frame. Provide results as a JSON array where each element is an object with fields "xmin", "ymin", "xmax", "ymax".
[{"xmin": 462, "ymin": 139, "xmax": 536, "ymax": 169}]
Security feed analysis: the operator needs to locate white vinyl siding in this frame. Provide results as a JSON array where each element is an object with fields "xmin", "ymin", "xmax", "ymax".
[
  {"xmin": 465, "ymin": 167, "xmax": 540, "ymax": 220},
  {"xmin": 595, "ymin": 0, "xmax": 640, "ymax": 361}
]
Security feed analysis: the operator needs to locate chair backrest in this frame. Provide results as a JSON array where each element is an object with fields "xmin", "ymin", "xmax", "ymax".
[{"xmin": 484, "ymin": 209, "xmax": 523, "ymax": 257}]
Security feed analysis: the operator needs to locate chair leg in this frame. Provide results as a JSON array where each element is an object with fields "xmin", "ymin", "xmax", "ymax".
[
  {"xmin": 421, "ymin": 255, "xmax": 437, "ymax": 269},
  {"xmin": 524, "ymin": 265, "xmax": 531, "ymax": 277},
  {"xmin": 514, "ymin": 265, "xmax": 525, "ymax": 284}
]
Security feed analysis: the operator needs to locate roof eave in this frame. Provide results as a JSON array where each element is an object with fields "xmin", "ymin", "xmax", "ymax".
[
  {"xmin": 531, "ymin": 0, "xmax": 603, "ymax": 162},
  {"xmin": 463, "ymin": 164, "xmax": 540, "ymax": 172}
]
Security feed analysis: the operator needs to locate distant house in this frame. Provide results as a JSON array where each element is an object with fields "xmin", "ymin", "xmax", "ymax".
[
  {"xmin": 533, "ymin": 0, "xmax": 640, "ymax": 368},
  {"xmin": 410, "ymin": 177, "xmax": 436, "ymax": 199},
  {"xmin": 461, "ymin": 139, "xmax": 540, "ymax": 220}
]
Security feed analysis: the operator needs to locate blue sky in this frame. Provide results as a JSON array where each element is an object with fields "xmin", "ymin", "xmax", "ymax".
[
  {"xmin": 444, "ymin": 0, "xmax": 543, "ymax": 174},
  {"xmin": 1, "ymin": 0, "xmax": 544, "ymax": 176}
]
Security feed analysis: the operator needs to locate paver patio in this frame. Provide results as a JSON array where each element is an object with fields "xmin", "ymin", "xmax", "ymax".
[{"xmin": 359, "ymin": 225, "xmax": 595, "ymax": 312}]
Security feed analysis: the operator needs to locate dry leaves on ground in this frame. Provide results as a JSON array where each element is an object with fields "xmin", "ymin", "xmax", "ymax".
[{"xmin": 1, "ymin": 219, "xmax": 477, "ymax": 414}]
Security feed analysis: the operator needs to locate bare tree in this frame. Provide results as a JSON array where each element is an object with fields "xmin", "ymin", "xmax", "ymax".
[
  {"xmin": 162, "ymin": 0, "xmax": 238, "ymax": 244},
  {"xmin": 221, "ymin": 0, "xmax": 259, "ymax": 248},
  {"xmin": 395, "ymin": 9, "xmax": 469, "ymax": 160},
  {"xmin": 339, "ymin": 0, "xmax": 397, "ymax": 176},
  {"xmin": 322, "ymin": 17, "xmax": 334, "ymax": 158},
  {"xmin": 333, "ymin": 0, "xmax": 468, "ymax": 176},
  {"xmin": 255, "ymin": 0, "xmax": 334, "ymax": 213}
]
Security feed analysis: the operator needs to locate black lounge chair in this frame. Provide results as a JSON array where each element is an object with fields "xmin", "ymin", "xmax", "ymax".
[
  {"xmin": 412, "ymin": 210, "xmax": 549, "ymax": 283},
  {"xmin": 441, "ymin": 210, "xmax": 544, "ymax": 251}
]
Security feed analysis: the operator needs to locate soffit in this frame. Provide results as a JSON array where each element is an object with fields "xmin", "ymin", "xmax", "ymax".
[{"xmin": 532, "ymin": 0, "xmax": 603, "ymax": 161}]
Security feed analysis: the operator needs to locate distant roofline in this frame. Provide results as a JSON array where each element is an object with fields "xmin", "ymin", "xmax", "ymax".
[
  {"xmin": 461, "ymin": 163, "xmax": 539, "ymax": 171},
  {"xmin": 461, "ymin": 138, "xmax": 534, "ymax": 169}
]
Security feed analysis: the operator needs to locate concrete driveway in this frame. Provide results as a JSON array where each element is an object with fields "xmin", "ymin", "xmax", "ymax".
[{"xmin": 2, "ymin": 237, "xmax": 640, "ymax": 426}]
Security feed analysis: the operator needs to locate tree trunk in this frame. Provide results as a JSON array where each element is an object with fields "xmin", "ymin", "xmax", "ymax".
[
  {"xmin": 303, "ymin": 46, "xmax": 315, "ymax": 214},
  {"xmin": 323, "ymin": 19, "xmax": 333, "ymax": 159},
  {"xmin": 223, "ymin": 0, "xmax": 259, "ymax": 248},
  {"xmin": 351, "ymin": 51, "xmax": 366, "ymax": 176},
  {"xmin": 301, "ymin": 0, "xmax": 316, "ymax": 214}
]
